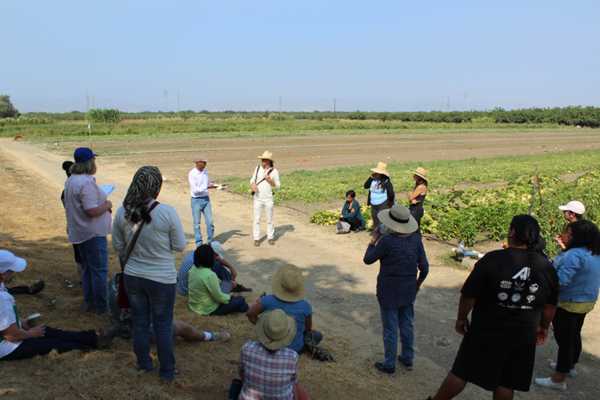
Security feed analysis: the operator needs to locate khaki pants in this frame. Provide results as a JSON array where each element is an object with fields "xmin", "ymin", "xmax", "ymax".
[{"xmin": 253, "ymin": 198, "xmax": 274, "ymax": 240}]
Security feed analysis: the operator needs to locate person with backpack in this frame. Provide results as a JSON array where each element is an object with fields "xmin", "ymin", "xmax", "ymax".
[
  {"xmin": 251, "ymin": 151, "xmax": 280, "ymax": 247},
  {"xmin": 364, "ymin": 162, "xmax": 395, "ymax": 230}
]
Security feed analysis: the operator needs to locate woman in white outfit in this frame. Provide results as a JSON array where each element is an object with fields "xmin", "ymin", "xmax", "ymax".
[{"xmin": 250, "ymin": 151, "xmax": 281, "ymax": 247}]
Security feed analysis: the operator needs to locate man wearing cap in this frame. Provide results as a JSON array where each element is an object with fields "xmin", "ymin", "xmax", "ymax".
[
  {"xmin": 63, "ymin": 147, "xmax": 112, "ymax": 315},
  {"xmin": 237, "ymin": 309, "xmax": 311, "ymax": 400},
  {"xmin": 189, "ymin": 155, "xmax": 221, "ymax": 246},
  {"xmin": 250, "ymin": 151, "xmax": 281, "ymax": 246},
  {"xmin": 0, "ymin": 250, "xmax": 118, "ymax": 361}
]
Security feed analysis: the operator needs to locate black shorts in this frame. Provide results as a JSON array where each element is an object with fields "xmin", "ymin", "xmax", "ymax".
[
  {"xmin": 73, "ymin": 243, "xmax": 82, "ymax": 264},
  {"xmin": 451, "ymin": 333, "xmax": 536, "ymax": 392}
]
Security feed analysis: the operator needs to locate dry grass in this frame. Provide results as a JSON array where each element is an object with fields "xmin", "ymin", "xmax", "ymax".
[{"xmin": 0, "ymin": 149, "xmax": 423, "ymax": 399}]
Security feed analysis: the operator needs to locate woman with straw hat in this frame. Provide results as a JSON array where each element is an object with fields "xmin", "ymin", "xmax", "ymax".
[
  {"xmin": 409, "ymin": 167, "xmax": 428, "ymax": 236},
  {"xmin": 364, "ymin": 204, "xmax": 429, "ymax": 376},
  {"xmin": 246, "ymin": 264, "xmax": 323, "ymax": 353},
  {"xmin": 237, "ymin": 310, "xmax": 311, "ymax": 399},
  {"xmin": 364, "ymin": 162, "xmax": 396, "ymax": 230},
  {"xmin": 250, "ymin": 151, "xmax": 281, "ymax": 247}
]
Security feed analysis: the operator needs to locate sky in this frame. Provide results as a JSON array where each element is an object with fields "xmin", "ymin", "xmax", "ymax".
[{"xmin": 1, "ymin": 1, "xmax": 599, "ymax": 113}]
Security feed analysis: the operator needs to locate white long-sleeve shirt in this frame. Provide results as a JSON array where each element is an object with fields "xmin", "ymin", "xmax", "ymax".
[
  {"xmin": 112, "ymin": 200, "xmax": 186, "ymax": 284},
  {"xmin": 188, "ymin": 168, "xmax": 211, "ymax": 198},
  {"xmin": 250, "ymin": 166, "xmax": 280, "ymax": 200}
]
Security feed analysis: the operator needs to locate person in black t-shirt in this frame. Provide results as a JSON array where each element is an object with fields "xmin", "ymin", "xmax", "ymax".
[{"xmin": 429, "ymin": 215, "xmax": 559, "ymax": 400}]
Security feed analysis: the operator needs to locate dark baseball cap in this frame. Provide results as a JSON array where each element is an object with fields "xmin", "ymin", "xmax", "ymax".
[{"xmin": 74, "ymin": 148, "xmax": 98, "ymax": 162}]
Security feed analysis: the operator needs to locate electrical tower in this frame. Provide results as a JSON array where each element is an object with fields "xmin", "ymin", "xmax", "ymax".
[
  {"xmin": 87, "ymin": 93, "xmax": 90, "ymax": 110},
  {"xmin": 441, "ymin": 96, "xmax": 446, "ymax": 112},
  {"xmin": 92, "ymin": 95, "xmax": 95, "ymax": 108},
  {"xmin": 462, "ymin": 90, "xmax": 469, "ymax": 110},
  {"xmin": 163, "ymin": 88, "xmax": 168, "ymax": 112},
  {"xmin": 447, "ymin": 96, "xmax": 450, "ymax": 112},
  {"xmin": 279, "ymin": 94, "xmax": 282, "ymax": 113}
]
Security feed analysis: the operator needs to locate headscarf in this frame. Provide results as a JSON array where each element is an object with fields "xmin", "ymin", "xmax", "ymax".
[{"xmin": 123, "ymin": 166, "xmax": 163, "ymax": 222}]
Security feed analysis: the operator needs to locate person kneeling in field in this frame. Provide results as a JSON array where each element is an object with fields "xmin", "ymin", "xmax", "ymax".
[
  {"xmin": 237, "ymin": 310, "xmax": 311, "ymax": 400},
  {"xmin": 428, "ymin": 215, "xmax": 559, "ymax": 400},
  {"xmin": 246, "ymin": 264, "xmax": 323, "ymax": 354},
  {"xmin": 0, "ymin": 250, "xmax": 118, "ymax": 361}
]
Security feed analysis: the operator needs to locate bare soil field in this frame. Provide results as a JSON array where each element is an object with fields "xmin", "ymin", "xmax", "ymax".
[{"xmin": 1, "ymin": 131, "xmax": 599, "ymax": 399}]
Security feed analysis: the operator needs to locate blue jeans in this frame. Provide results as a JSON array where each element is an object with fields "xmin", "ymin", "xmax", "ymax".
[
  {"xmin": 209, "ymin": 296, "xmax": 249, "ymax": 316},
  {"xmin": 1, "ymin": 327, "xmax": 96, "ymax": 361},
  {"xmin": 79, "ymin": 236, "xmax": 109, "ymax": 314},
  {"xmin": 125, "ymin": 275, "xmax": 176, "ymax": 380},
  {"xmin": 212, "ymin": 260, "xmax": 232, "ymax": 282},
  {"xmin": 380, "ymin": 303, "xmax": 415, "ymax": 369},
  {"xmin": 191, "ymin": 196, "xmax": 214, "ymax": 246}
]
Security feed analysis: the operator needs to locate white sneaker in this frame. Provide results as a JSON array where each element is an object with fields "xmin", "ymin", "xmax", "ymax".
[
  {"xmin": 210, "ymin": 332, "xmax": 231, "ymax": 342},
  {"xmin": 550, "ymin": 362, "xmax": 577, "ymax": 377},
  {"xmin": 535, "ymin": 377, "xmax": 567, "ymax": 391}
]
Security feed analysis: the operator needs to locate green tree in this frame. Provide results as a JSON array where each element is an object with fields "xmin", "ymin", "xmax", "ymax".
[{"xmin": 0, "ymin": 95, "xmax": 20, "ymax": 119}]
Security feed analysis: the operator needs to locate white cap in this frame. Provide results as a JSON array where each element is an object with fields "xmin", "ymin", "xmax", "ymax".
[
  {"xmin": 0, "ymin": 250, "xmax": 27, "ymax": 274},
  {"xmin": 558, "ymin": 201, "xmax": 586, "ymax": 215},
  {"xmin": 210, "ymin": 242, "xmax": 224, "ymax": 259}
]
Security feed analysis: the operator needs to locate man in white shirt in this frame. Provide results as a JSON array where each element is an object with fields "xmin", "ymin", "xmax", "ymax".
[
  {"xmin": 189, "ymin": 155, "xmax": 220, "ymax": 246},
  {"xmin": 250, "ymin": 151, "xmax": 281, "ymax": 247}
]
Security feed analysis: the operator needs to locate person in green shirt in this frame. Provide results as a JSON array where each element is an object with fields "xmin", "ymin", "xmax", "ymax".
[{"xmin": 188, "ymin": 245, "xmax": 250, "ymax": 316}]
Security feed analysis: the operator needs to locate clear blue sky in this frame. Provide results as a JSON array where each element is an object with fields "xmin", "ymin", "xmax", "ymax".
[{"xmin": 1, "ymin": 1, "xmax": 599, "ymax": 112}]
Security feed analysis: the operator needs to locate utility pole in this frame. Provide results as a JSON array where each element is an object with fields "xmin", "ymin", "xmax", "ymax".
[
  {"xmin": 177, "ymin": 91, "xmax": 180, "ymax": 118},
  {"xmin": 462, "ymin": 89, "xmax": 469, "ymax": 110},
  {"xmin": 86, "ymin": 93, "xmax": 90, "ymax": 110},
  {"xmin": 163, "ymin": 88, "xmax": 168, "ymax": 113},
  {"xmin": 334, "ymin": 99, "xmax": 336, "ymax": 118},
  {"xmin": 92, "ymin": 95, "xmax": 95, "ymax": 108},
  {"xmin": 279, "ymin": 94, "xmax": 282, "ymax": 113},
  {"xmin": 447, "ymin": 96, "xmax": 450, "ymax": 112}
]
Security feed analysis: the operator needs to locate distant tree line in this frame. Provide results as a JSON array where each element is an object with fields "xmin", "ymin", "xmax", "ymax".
[{"xmin": 15, "ymin": 105, "xmax": 600, "ymax": 128}]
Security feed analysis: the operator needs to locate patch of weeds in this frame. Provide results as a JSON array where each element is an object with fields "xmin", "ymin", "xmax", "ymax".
[{"xmin": 438, "ymin": 254, "xmax": 469, "ymax": 270}]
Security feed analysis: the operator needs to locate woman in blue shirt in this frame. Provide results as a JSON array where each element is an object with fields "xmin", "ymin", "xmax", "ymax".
[
  {"xmin": 363, "ymin": 162, "xmax": 395, "ymax": 230},
  {"xmin": 339, "ymin": 190, "xmax": 365, "ymax": 232},
  {"xmin": 536, "ymin": 220, "xmax": 600, "ymax": 391}
]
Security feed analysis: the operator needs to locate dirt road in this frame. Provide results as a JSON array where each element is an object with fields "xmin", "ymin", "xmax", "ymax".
[{"xmin": 1, "ymin": 137, "xmax": 598, "ymax": 399}]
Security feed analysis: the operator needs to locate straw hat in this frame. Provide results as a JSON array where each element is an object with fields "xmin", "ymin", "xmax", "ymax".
[
  {"xmin": 369, "ymin": 162, "xmax": 390, "ymax": 177},
  {"xmin": 378, "ymin": 204, "xmax": 418, "ymax": 234},
  {"xmin": 413, "ymin": 167, "xmax": 427, "ymax": 181},
  {"xmin": 194, "ymin": 155, "xmax": 209, "ymax": 163},
  {"xmin": 256, "ymin": 310, "xmax": 297, "ymax": 350},
  {"xmin": 258, "ymin": 151, "xmax": 274, "ymax": 161},
  {"xmin": 272, "ymin": 264, "xmax": 305, "ymax": 302}
]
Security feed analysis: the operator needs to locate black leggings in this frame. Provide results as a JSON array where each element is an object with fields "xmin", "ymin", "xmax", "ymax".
[
  {"xmin": 410, "ymin": 206, "xmax": 424, "ymax": 237},
  {"xmin": 371, "ymin": 203, "xmax": 390, "ymax": 230},
  {"xmin": 552, "ymin": 307, "xmax": 587, "ymax": 373},
  {"xmin": 340, "ymin": 217, "xmax": 362, "ymax": 231}
]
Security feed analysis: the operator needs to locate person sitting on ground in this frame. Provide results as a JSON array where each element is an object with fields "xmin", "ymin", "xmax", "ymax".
[
  {"xmin": 237, "ymin": 309, "xmax": 312, "ymax": 400},
  {"xmin": 177, "ymin": 242, "xmax": 251, "ymax": 297},
  {"xmin": 0, "ymin": 250, "xmax": 118, "ymax": 361},
  {"xmin": 188, "ymin": 245, "xmax": 251, "ymax": 316},
  {"xmin": 339, "ymin": 190, "xmax": 365, "ymax": 232},
  {"xmin": 246, "ymin": 264, "xmax": 322, "ymax": 354}
]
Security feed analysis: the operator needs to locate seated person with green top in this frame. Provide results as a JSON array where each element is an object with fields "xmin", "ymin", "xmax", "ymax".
[
  {"xmin": 188, "ymin": 245, "xmax": 250, "ymax": 316},
  {"xmin": 339, "ymin": 190, "xmax": 365, "ymax": 232}
]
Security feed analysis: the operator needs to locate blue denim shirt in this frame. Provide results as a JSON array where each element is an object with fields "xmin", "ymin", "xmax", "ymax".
[
  {"xmin": 363, "ymin": 234, "xmax": 429, "ymax": 308},
  {"xmin": 554, "ymin": 247, "xmax": 600, "ymax": 302}
]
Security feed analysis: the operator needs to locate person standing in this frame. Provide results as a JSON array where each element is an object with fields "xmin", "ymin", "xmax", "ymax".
[
  {"xmin": 363, "ymin": 162, "xmax": 395, "ymax": 230},
  {"xmin": 63, "ymin": 148, "xmax": 112, "ymax": 315},
  {"xmin": 409, "ymin": 167, "xmax": 428, "ymax": 237},
  {"xmin": 251, "ymin": 151, "xmax": 280, "ymax": 247},
  {"xmin": 429, "ymin": 215, "xmax": 559, "ymax": 400},
  {"xmin": 189, "ymin": 155, "xmax": 220, "ymax": 246},
  {"xmin": 363, "ymin": 205, "xmax": 428, "ymax": 376},
  {"xmin": 112, "ymin": 166, "xmax": 187, "ymax": 381}
]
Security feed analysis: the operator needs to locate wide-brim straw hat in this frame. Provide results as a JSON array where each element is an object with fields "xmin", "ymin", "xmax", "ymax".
[
  {"xmin": 378, "ymin": 204, "xmax": 419, "ymax": 234},
  {"xmin": 258, "ymin": 151, "xmax": 274, "ymax": 161},
  {"xmin": 256, "ymin": 310, "xmax": 297, "ymax": 350},
  {"xmin": 272, "ymin": 264, "xmax": 306, "ymax": 302},
  {"xmin": 369, "ymin": 162, "xmax": 390, "ymax": 177},
  {"xmin": 413, "ymin": 167, "xmax": 427, "ymax": 181}
]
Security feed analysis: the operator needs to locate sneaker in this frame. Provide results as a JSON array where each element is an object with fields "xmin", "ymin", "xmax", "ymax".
[
  {"xmin": 397, "ymin": 358, "xmax": 413, "ymax": 371},
  {"xmin": 534, "ymin": 377, "xmax": 567, "ymax": 391},
  {"xmin": 550, "ymin": 362, "xmax": 577, "ymax": 377},
  {"xmin": 374, "ymin": 362, "xmax": 396, "ymax": 376},
  {"xmin": 232, "ymin": 284, "xmax": 253, "ymax": 293},
  {"xmin": 210, "ymin": 332, "xmax": 231, "ymax": 342},
  {"xmin": 95, "ymin": 324, "xmax": 119, "ymax": 349},
  {"xmin": 254, "ymin": 240, "xmax": 260, "ymax": 247},
  {"xmin": 268, "ymin": 239, "xmax": 275, "ymax": 246},
  {"xmin": 29, "ymin": 280, "xmax": 45, "ymax": 295}
]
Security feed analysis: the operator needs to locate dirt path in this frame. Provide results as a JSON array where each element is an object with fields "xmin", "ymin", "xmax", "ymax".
[{"xmin": 1, "ymin": 138, "xmax": 598, "ymax": 399}]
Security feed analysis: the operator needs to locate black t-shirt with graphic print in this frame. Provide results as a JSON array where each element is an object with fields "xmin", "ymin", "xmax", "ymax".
[{"xmin": 461, "ymin": 247, "xmax": 559, "ymax": 346}]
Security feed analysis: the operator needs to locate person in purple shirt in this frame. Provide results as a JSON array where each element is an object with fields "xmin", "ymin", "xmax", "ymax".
[{"xmin": 364, "ymin": 204, "xmax": 429, "ymax": 376}]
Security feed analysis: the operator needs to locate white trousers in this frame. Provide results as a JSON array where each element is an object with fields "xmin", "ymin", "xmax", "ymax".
[{"xmin": 253, "ymin": 198, "xmax": 274, "ymax": 240}]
